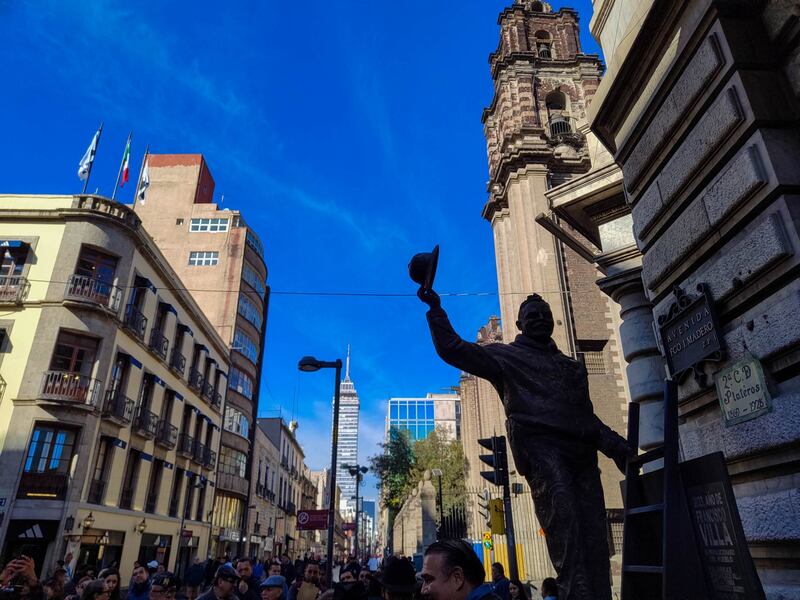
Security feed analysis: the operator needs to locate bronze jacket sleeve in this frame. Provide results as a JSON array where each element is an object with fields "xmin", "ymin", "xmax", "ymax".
[{"xmin": 426, "ymin": 307, "xmax": 503, "ymax": 383}]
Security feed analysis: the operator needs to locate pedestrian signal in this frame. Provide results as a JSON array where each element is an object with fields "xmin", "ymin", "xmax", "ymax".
[{"xmin": 482, "ymin": 531, "xmax": 493, "ymax": 550}]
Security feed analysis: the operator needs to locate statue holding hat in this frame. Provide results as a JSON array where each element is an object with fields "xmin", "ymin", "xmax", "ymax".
[{"xmin": 409, "ymin": 246, "xmax": 631, "ymax": 600}]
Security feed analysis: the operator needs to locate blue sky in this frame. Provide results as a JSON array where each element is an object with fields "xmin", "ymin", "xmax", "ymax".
[{"xmin": 0, "ymin": 0, "xmax": 600, "ymax": 500}]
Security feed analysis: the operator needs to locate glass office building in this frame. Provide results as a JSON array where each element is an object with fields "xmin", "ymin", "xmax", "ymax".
[{"xmin": 385, "ymin": 393, "xmax": 460, "ymax": 442}]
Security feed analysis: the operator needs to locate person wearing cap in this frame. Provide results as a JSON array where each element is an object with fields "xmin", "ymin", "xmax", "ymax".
[
  {"xmin": 375, "ymin": 556, "xmax": 415, "ymax": 600},
  {"xmin": 259, "ymin": 576, "xmax": 287, "ymax": 600},
  {"xmin": 197, "ymin": 565, "xmax": 239, "ymax": 600},
  {"xmin": 126, "ymin": 565, "xmax": 151, "ymax": 600},
  {"xmin": 149, "ymin": 572, "xmax": 180, "ymax": 600}
]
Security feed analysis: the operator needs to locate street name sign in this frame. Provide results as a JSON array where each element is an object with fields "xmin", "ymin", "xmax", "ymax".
[{"xmin": 714, "ymin": 357, "xmax": 772, "ymax": 426}]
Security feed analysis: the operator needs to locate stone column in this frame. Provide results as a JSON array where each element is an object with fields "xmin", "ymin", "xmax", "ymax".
[{"xmin": 598, "ymin": 267, "xmax": 665, "ymax": 450}]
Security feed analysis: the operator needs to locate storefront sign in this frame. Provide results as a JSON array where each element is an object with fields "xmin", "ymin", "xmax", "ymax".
[
  {"xmin": 714, "ymin": 357, "xmax": 772, "ymax": 426},
  {"xmin": 658, "ymin": 284, "xmax": 724, "ymax": 383},
  {"xmin": 219, "ymin": 528, "xmax": 241, "ymax": 542},
  {"xmin": 296, "ymin": 510, "xmax": 328, "ymax": 531},
  {"xmin": 249, "ymin": 535, "xmax": 262, "ymax": 545},
  {"xmin": 682, "ymin": 452, "xmax": 765, "ymax": 600}
]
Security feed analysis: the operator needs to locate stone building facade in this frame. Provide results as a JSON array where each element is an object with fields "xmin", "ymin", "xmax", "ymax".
[
  {"xmin": 476, "ymin": 0, "xmax": 630, "ymax": 583},
  {"xmin": 0, "ymin": 194, "xmax": 227, "ymax": 577},
  {"xmin": 135, "ymin": 154, "xmax": 269, "ymax": 557},
  {"xmin": 583, "ymin": 0, "xmax": 800, "ymax": 596}
]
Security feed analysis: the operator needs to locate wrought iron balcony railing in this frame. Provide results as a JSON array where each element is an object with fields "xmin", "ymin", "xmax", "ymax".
[
  {"xmin": 0, "ymin": 275, "xmax": 28, "ymax": 304},
  {"xmin": 192, "ymin": 439, "xmax": 206, "ymax": 465},
  {"xmin": 177, "ymin": 433, "xmax": 195, "ymax": 458},
  {"xmin": 156, "ymin": 419, "xmax": 178, "ymax": 449},
  {"xmin": 133, "ymin": 406, "xmax": 159, "ymax": 438},
  {"xmin": 202, "ymin": 381, "xmax": 215, "ymax": 402},
  {"xmin": 149, "ymin": 329, "xmax": 169, "ymax": 361},
  {"xmin": 188, "ymin": 368, "xmax": 204, "ymax": 393},
  {"xmin": 65, "ymin": 274, "xmax": 121, "ymax": 311},
  {"xmin": 41, "ymin": 370, "xmax": 101, "ymax": 406},
  {"xmin": 169, "ymin": 348, "xmax": 186, "ymax": 376},
  {"xmin": 123, "ymin": 304, "xmax": 148, "ymax": 341},
  {"xmin": 204, "ymin": 448, "xmax": 217, "ymax": 470},
  {"xmin": 211, "ymin": 391, "xmax": 222, "ymax": 411},
  {"xmin": 101, "ymin": 388, "xmax": 134, "ymax": 425}
]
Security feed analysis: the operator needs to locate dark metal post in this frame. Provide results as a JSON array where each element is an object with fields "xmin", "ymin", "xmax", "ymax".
[
  {"xmin": 326, "ymin": 360, "xmax": 343, "ymax": 585},
  {"xmin": 502, "ymin": 471, "xmax": 519, "ymax": 581},
  {"xmin": 353, "ymin": 475, "xmax": 360, "ymax": 561}
]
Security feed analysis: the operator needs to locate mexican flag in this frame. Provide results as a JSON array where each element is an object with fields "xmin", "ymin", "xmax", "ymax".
[{"xmin": 120, "ymin": 137, "xmax": 131, "ymax": 187}]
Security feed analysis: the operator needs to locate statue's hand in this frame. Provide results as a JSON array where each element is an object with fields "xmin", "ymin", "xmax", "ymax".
[{"xmin": 417, "ymin": 286, "xmax": 441, "ymax": 309}]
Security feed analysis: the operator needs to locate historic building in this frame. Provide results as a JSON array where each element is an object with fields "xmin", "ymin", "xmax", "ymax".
[
  {"xmin": 134, "ymin": 154, "xmax": 269, "ymax": 557},
  {"xmin": 0, "ymin": 194, "xmax": 228, "ymax": 576},
  {"xmin": 249, "ymin": 419, "xmax": 281, "ymax": 560},
  {"xmin": 581, "ymin": 0, "xmax": 800, "ymax": 596},
  {"xmin": 474, "ymin": 0, "xmax": 630, "ymax": 584},
  {"xmin": 385, "ymin": 393, "xmax": 461, "ymax": 442}
]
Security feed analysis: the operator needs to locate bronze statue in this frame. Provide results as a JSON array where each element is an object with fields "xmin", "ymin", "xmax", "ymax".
[{"xmin": 410, "ymin": 247, "xmax": 631, "ymax": 600}]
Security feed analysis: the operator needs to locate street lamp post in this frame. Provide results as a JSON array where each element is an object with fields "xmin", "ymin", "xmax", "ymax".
[
  {"xmin": 431, "ymin": 468, "xmax": 443, "ymax": 539},
  {"xmin": 298, "ymin": 355, "xmax": 342, "ymax": 586},
  {"xmin": 344, "ymin": 464, "xmax": 368, "ymax": 562}
]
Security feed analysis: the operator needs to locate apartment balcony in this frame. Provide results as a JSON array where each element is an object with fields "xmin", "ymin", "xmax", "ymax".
[
  {"xmin": 267, "ymin": 490, "xmax": 276, "ymax": 502},
  {"xmin": 123, "ymin": 304, "xmax": 148, "ymax": 341},
  {"xmin": 0, "ymin": 275, "xmax": 28, "ymax": 304},
  {"xmin": 148, "ymin": 329, "xmax": 169, "ymax": 361},
  {"xmin": 17, "ymin": 471, "xmax": 69, "ymax": 500},
  {"xmin": 286, "ymin": 501, "xmax": 296, "ymax": 516},
  {"xmin": 202, "ymin": 381, "xmax": 215, "ymax": 402},
  {"xmin": 169, "ymin": 348, "xmax": 186, "ymax": 376},
  {"xmin": 217, "ymin": 471, "xmax": 249, "ymax": 496},
  {"xmin": 177, "ymin": 433, "xmax": 194, "ymax": 458},
  {"xmin": 65, "ymin": 274, "xmax": 121, "ymax": 312},
  {"xmin": 40, "ymin": 370, "xmax": 101, "ymax": 407},
  {"xmin": 204, "ymin": 448, "xmax": 217, "ymax": 470},
  {"xmin": 188, "ymin": 368, "xmax": 204, "ymax": 393},
  {"xmin": 192, "ymin": 439, "xmax": 206, "ymax": 465},
  {"xmin": 133, "ymin": 406, "xmax": 159, "ymax": 438},
  {"xmin": 87, "ymin": 478, "xmax": 105, "ymax": 504},
  {"xmin": 211, "ymin": 391, "xmax": 222, "ymax": 411},
  {"xmin": 156, "ymin": 420, "xmax": 178, "ymax": 449},
  {"xmin": 101, "ymin": 388, "xmax": 134, "ymax": 425},
  {"xmin": 545, "ymin": 116, "xmax": 584, "ymax": 143}
]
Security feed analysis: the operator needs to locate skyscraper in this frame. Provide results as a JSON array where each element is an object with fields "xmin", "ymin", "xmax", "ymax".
[{"xmin": 336, "ymin": 348, "xmax": 360, "ymax": 509}]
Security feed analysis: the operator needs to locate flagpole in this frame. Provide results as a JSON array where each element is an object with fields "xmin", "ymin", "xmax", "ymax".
[
  {"xmin": 111, "ymin": 131, "xmax": 132, "ymax": 201},
  {"xmin": 81, "ymin": 122, "xmax": 103, "ymax": 195},
  {"xmin": 132, "ymin": 145, "xmax": 149, "ymax": 212}
]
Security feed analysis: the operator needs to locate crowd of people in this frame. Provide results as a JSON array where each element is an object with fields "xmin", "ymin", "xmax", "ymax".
[{"xmin": 1, "ymin": 542, "xmax": 559, "ymax": 600}]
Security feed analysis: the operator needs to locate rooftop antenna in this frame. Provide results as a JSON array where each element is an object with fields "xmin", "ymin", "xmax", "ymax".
[{"xmin": 345, "ymin": 344, "xmax": 351, "ymax": 381}]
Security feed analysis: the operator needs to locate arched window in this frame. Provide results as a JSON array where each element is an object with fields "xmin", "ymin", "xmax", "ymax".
[
  {"xmin": 534, "ymin": 30, "xmax": 553, "ymax": 58},
  {"xmin": 545, "ymin": 91, "xmax": 571, "ymax": 137},
  {"xmin": 531, "ymin": 1, "xmax": 544, "ymax": 11}
]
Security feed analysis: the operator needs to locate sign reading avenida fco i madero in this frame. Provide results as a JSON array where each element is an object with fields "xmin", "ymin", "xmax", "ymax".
[{"xmin": 658, "ymin": 284, "xmax": 725, "ymax": 385}]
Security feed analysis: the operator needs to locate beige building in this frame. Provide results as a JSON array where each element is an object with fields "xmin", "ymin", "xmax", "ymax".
[
  {"xmin": 249, "ymin": 418, "xmax": 281, "ymax": 560},
  {"xmin": 578, "ymin": 0, "xmax": 800, "ymax": 596},
  {"xmin": 134, "ymin": 154, "xmax": 269, "ymax": 557},
  {"xmin": 0, "ymin": 194, "xmax": 228, "ymax": 578}
]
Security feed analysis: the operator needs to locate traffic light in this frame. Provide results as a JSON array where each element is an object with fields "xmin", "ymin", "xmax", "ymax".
[
  {"xmin": 478, "ymin": 436, "xmax": 509, "ymax": 488},
  {"xmin": 489, "ymin": 498, "xmax": 505, "ymax": 535}
]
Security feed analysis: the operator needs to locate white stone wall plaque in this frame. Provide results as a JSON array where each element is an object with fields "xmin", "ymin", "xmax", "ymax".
[{"xmin": 714, "ymin": 357, "xmax": 772, "ymax": 426}]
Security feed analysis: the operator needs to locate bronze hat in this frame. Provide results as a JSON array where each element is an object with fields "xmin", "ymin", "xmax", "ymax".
[{"xmin": 408, "ymin": 245, "xmax": 439, "ymax": 290}]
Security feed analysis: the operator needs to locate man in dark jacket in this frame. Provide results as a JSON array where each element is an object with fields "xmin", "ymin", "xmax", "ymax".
[
  {"xmin": 127, "ymin": 564, "xmax": 151, "ymax": 600},
  {"xmin": 197, "ymin": 565, "xmax": 238, "ymax": 600},
  {"xmin": 420, "ymin": 540, "xmax": 500, "ymax": 600},
  {"xmin": 418, "ymin": 287, "xmax": 631, "ymax": 600},
  {"xmin": 184, "ymin": 559, "xmax": 206, "ymax": 600},
  {"xmin": 234, "ymin": 559, "xmax": 260, "ymax": 600}
]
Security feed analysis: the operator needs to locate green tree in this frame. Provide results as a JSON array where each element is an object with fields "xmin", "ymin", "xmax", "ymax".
[
  {"xmin": 369, "ymin": 426, "xmax": 415, "ymax": 511},
  {"xmin": 410, "ymin": 426, "xmax": 467, "ymax": 511}
]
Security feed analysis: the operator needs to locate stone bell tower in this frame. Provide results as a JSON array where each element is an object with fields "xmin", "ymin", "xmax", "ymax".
[{"xmin": 482, "ymin": 0, "xmax": 602, "ymax": 349}]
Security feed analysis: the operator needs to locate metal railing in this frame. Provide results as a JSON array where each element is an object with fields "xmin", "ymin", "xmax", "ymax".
[
  {"xmin": 123, "ymin": 304, "xmax": 148, "ymax": 341},
  {"xmin": 192, "ymin": 439, "xmax": 206, "ymax": 464},
  {"xmin": 188, "ymin": 368, "xmax": 204, "ymax": 392},
  {"xmin": 546, "ymin": 117, "xmax": 574, "ymax": 138},
  {"xmin": 170, "ymin": 348, "xmax": 186, "ymax": 376},
  {"xmin": 65, "ymin": 274, "xmax": 121, "ymax": 311},
  {"xmin": 536, "ymin": 43, "xmax": 552, "ymax": 58},
  {"xmin": 149, "ymin": 329, "xmax": 169, "ymax": 361},
  {"xmin": 202, "ymin": 381, "xmax": 215, "ymax": 402},
  {"xmin": 17, "ymin": 471, "xmax": 69, "ymax": 500},
  {"xmin": 156, "ymin": 420, "xmax": 178, "ymax": 449},
  {"xmin": 204, "ymin": 448, "xmax": 217, "ymax": 470},
  {"xmin": 0, "ymin": 275, "xmax": 28, "ymax": 303},
  {"xmin": 211, "ymin": 391, "xmax": 222, "ymax": 411},
  {"xmin": 133, "ymin": 406, "xmax": 159, "ymax": 438},
  {"xmin": 101, "ymin": 388, "xmax": 134, "ymax": 424},
  {"xmin": 178, "ymin": 433, "xmax": 195, "ymax": 457},
  {"xmin": 41, "ymin": 371, "xmax": 101, "ymax": 406}
]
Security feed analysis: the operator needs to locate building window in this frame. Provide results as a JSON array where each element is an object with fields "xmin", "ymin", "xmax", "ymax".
[
  {"xmin": 224, "ymin": 405, "xmax": 250, "ymax": 438},
  {"xmin": 233, "ymin": 329, "xmax": 258, "ymax": 363},
  {"xmin": 88, "ymin": 436, "xmax": 114, "ymax": 504},
  {"xmin": 195, "ymin": 482, "xmax": 207, "ymax": 522},
  {"xmin": 168, "ymin": 467, "xmax": 184, "ymax": 518},
  {"xmin": 242, "ymin": 263, "xmax": 267, "ymax": 298},
  {"xmin": 534, "ymin": 30, "xmax": 553, "ymax": 58},
  {"xmin": 577, "ymin": 340, "xmax": 607, "ymax": 375},
  {"xmin": 237, "ymin": 295, "xmax": 262, "ymax": 330},
  {"xmin": 219, "ymin": 446, "xmax": 247, "ymax": 477},
  {"xmin": 190, "ymin": 218, "xmax": 229, "ymax": 232},
  {"xmin": 212, "ymin": 494, "xmax": 244, "ymax": 531},
  {"xmin": 245, "ymin": 230, "xmax": 264, "ymax": 258},
  {"xmin": 145, "ymin": 458, "xmax": 164, "ymax": 514},
  {"xmin": 18, "ymin": 425, "xmax": 77, "ymax": 500},
  {"xmin": 228, "ymin": 367, "xmax": 254, "ymax": 400},
  {"xmin": 119, "ymin": 448, "xmax": 142, "ymax": 510},
  {"xmin": 75, "ymin": 246, "xmax": 118, "ymax": 285},
  {"xmin": 188, "ymin": 251, "xmax": 219, "ymax": 266}
]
